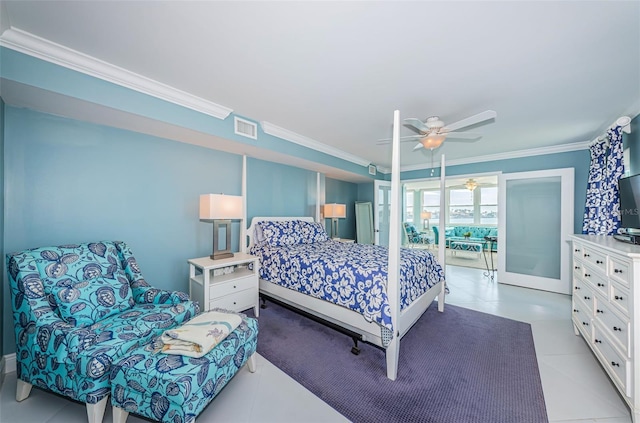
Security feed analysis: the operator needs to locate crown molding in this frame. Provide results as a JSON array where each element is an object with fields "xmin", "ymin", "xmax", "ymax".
[
  {"xmin": 261, "ymin": 121, "xmax": 371, "ymax": 168},
  {"xmin": 392, "ymin": 140, "xmax": 592, "ymax": 174},
  {"xmin": 0, "ymin": 28, "xmax": 233, "ymax": 120}
]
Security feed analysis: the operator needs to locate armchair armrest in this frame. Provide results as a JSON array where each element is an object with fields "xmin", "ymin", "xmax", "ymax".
[{"xmin": 131, "ymin": 284, "xmax": 190, "ymax": 305}]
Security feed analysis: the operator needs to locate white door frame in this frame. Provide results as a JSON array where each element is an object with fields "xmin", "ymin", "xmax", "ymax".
[
  {"xmin": 498, "ymin": 167, "xmax": 575, "ymax": 294},
  {"xmin": 374, "ymin": 180, "xmax": 391, "ymax": 245}
]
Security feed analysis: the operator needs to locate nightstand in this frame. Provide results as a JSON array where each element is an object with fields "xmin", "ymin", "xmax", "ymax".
[{"xmin": 188, "ymin": 253, "xmax": 259, "ymax": 316}]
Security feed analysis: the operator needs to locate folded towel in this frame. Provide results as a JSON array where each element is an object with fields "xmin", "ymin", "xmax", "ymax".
[{"xmin": 160, "ymin": 310, "xmax": 242, "ymax": 358}]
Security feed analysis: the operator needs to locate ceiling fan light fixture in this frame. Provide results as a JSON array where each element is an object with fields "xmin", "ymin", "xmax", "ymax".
[
  {"xmin": 420, "ymin": 134, "xmax": 446, "ymax": 149},
  {"xmin": 465, "ymin": 178, "xmax": 478, "ymax": 191}
]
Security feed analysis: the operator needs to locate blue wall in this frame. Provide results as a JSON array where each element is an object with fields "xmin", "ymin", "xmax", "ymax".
[
  {"xmin": 0, "ymin": 98, "xmax": 4, "ymax": 360},
  {"xmin": 325, "ymin": 177, "xmax": 358, "ymax": 239},
  {"xmin": 1, "ymin": 107, "xmax": 329, "ymax": 354}
]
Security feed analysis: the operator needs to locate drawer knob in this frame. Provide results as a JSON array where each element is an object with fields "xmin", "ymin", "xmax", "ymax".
[
  {"xmin": 583, "ymin": 296, "xmax": 591, "ymax": 300},
  {"xmin": 596, "ymin": 260, "xmax": 603, "ymax": 264},
  {"xmin": 574, "ymin": 248, "xmax": 579, "ymax": 252},
  {"xmin": 611, "ymin": 361, "xmax": 620, "ymax": 367},
  {"xmin": 614, "ymin": 269, "xmax": 623, "ymax": 274},
  {"xmin": 615, "ymin": 295, "xmax": 624, "ymax": 301},
  {"xmin": 585, "ymin": 273, "xmax": 591, "ymax": 277},
  {"xmin": 596, "ymin": 309, "xmax": 603, "ymax": 313},
  {"xmin": 613, "ymin": 326, "xmax": 622, "ymax": 332},
  {"xmin": 233, "ymin": 285, "xmax": 237, "ymax": 288},
  {"xmin": 575, "ymin": 286, "xmax": 581, "ymax": 290},
  {"xmin": 597, "ymin": 283, "xmax": 604, "ymax": 287},
  {"xmin": 573, "ymin": 309, "xmax": 579, "ymax": 313},
  {"xmin": 574, "ymin": 266, "xmax": 580, "ymax": 270},
  {"xmin": 595, "ymin": 339, "xmax": 602, "ymax": 344},
  {"xmin": 582, "ymin": 322, "xmax": 589, "ymax": 326},
  {"xmin": 584, "ymin": 253, "xmax": 590, "ymax": 257}
]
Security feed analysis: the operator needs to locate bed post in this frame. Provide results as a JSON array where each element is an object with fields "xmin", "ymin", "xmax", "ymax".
[
  {"xmin": 386, "ymin": 109, "xmax": 402, "ymax": 381},
  {"xmin": 242, "ymin": 155, "xmax": 248, "ymax": 253},
  {"xmin": 438, "ymin": 153, "xmax": 446, "ymax": 312}
]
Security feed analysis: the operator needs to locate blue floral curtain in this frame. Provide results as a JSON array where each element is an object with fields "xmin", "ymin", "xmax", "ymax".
[{"xmin": 582, "ymin": 126, "xmax": 625, "ymax": 235}]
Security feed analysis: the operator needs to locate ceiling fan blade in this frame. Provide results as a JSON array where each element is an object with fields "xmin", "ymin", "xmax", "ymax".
[
  {"xmin": 403, "ymin": 118, "xmax": 429, "ymax": 133},
  {"xmin": 376, "ymin": 135, "xmax": 423, "ymax": 144},
  {"xmin": 412, "ymin": 143, "xmax": 424, "ymax": 151},
  {"xmin": 446, "ymin": 110, "xmax": 497, "ymax": 132},
  {"xmin": 444, "ymin": 132, "xmax": 482, "ymax": 140}
]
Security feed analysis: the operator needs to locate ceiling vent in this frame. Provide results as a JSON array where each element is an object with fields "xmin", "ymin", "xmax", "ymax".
[
  {"xmin": 368, "ymin": 165, "xmax": 377, "ymax": 176},
  {"xmin": 234, "ymin": 117, "xmax": 257, "ymax": 140}
]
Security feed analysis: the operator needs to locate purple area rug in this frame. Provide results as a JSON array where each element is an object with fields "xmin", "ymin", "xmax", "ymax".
[{"xmin": 255, "ymin": 300, "xmax": 548, "ymax": 423}]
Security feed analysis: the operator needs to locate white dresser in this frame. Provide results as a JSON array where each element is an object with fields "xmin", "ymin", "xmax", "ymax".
[{"xmin": 570, "ymin": 234, "xmax": 640, "ymax": 422}]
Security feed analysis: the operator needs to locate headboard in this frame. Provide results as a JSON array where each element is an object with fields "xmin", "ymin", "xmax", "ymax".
[{"xmin": 247, "ymin": 216, "xmax": 315, "ymax": 248}]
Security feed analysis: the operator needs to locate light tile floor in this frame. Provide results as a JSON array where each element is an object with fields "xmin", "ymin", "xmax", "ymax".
[{"xmin": 0, "ymin": 265, "xmax": 633, "ymax": 423}]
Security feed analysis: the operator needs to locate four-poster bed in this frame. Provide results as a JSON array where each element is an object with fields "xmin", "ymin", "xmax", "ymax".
[{"xmin": 246, "ymin": 111, "xmax": 448, "ymax": 380}]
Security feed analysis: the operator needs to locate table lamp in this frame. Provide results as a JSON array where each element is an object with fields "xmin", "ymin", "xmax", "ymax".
[
  {"xmin": 200, "ymin": 194, "xmax": 243, "ymax": 260},
  {"xmin": 323, "ymin": 203, "xmax": 346, "ymax": 238},
  {"xmin": 421, "ymin": 211, "xmax": 432, "ymax": 230}
]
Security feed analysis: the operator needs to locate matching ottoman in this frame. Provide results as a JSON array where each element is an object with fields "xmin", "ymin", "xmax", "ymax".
[
  {"xmin": 110, "ymin": 314, "xmax": 258, "ymax": 423},
  {"xmin": 450, "ymin": 240, "xmax": 483, "ymax": 258}
]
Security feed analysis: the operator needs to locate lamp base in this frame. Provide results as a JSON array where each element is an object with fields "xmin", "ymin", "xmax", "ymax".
[{"xmin": 210, "ymin": 252, "xmax": 234, "ymax": 260}]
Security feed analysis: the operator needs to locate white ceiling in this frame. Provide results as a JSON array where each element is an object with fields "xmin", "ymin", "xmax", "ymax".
[{"xmin": 1, "ymin": 1, "xmax": 639, "ymax": 173}]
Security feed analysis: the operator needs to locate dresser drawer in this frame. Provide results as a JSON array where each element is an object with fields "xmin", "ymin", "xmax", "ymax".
[
  {"xmin": 593, "ymin": 324, "xmax": 630, "ymax": 397},
  {"xmin": 594, "ymin": 298, "xmax": 630, "ymax": 355},
  {"xmin": 610, "ymin": 281, "xmax": 630, "ymax": 317},
  {"xmin": 581, "ymin": 247, "xmax": 607, "ymax": 275},
  {"xmin": 209, "ymin": 287, "xmax": 256, "ymax": 312},
  {"xmin": 572, "ymin": 242, "xmax": 584, "ymax": 260},
  {"xmin": 572, "ymin": 296, "xmax": 593, "ymax": 339},
  {"xmin": 609, "ymin": 256, "xmax": 631, "ymax": 288},
  {"xmin": 212, "ymin": 275, "xmax": 257, "ymax": 298},
  {"xmin": 582, "ymin": 266, "xmax": 609, "ymax": 296},
  {"xmin": 573, "ymin": 278, "xmax": 594, "ymax": 315}
]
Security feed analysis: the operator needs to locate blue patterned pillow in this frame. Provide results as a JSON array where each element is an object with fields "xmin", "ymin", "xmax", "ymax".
[
  {"xmin": 258, "ymin": 220, "xmax": 302, "ymax": 247},
  {"xmin": 298, "ymin": 221, "xmax": 329, "ymax": 243},
  {"xmin": 51, "ymin": 277, "xmax": 135, "ymax": 327}
]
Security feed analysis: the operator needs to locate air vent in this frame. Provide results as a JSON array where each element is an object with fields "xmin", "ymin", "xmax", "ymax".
[
  {"xmin": 234, "ymin": 117, "xmax": 257, "ymax": 140},
  {"xmin": 368, "ymin": 165, "xmax": 377, "ymax": 176}
]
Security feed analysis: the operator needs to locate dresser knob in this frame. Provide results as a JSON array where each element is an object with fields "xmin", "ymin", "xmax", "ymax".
[
  {"xmin": 596, "ymin": 309, "xmax": 603, "ymax": 313},
  {"xmin": 574, "ymin": 266, "xmax": 580, "ymax": 270},
  {"xmin": 233, "ymin": 285, "xmax": 237, "ymax": 288},
  {"xmin": 584, "ymin": 253, "xmax": 590, "ymax": 257},
  {"xmin": 584, "ymin": 296, "xmax": 590, "ymax": 300},
  {"xmin": 582, "ymin": 322, "xmax": 589, "ymax": 326},
  {"xmin": 611, "ymin": 361, "xmax": 620, "ymax": 367},
  {"xmin": 597, "ymin": 283, "xmax": 604, "ymax": 287},
  {"xmin": 574, "ymin": 248, "xmax": 579, "ymax": 252},
  {"xmin": 614, "ymin": 269, "xmax": 623, "ymax": 274},
  {"xmin": 573, "ymin": 309, "xmax": 579, "ymax": 313},
  {"xmin": 575, "ymin": 286, "xmax": 581, "ymax": 290},
  {"xmin": 595, "ymin": 339, "xmax": 602, "ymax": 344},
  {"xmin": 585, "ymin": 273, "xmax": 591, "ymax": 277},
  {"xmin": 596, "ymin": 260, "xmax": 603, "ymax": 264},
  {"xmin": 613, "ymin": 326, "xmax": 622, "ymax": 332}
]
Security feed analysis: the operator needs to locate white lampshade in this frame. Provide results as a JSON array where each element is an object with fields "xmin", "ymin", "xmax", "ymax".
[
  {"xmin": 421, "ymin": 211, "xmax": 432, "ymax": 219},
  {"xmin": 324, "ymin": 203, "xmax": 346, "ymax": 219},
  {"xmin": 420, "ymin": 134, "xmax": 446, "ymax": 150},
  {"xmin": 199, "ymin": 194, "xmax": 243, "ymax": 220}
]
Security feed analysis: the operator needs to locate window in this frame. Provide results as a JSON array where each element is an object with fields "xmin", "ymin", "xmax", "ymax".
[
  {"xmin": 405, "ymin": 191, "xmax": 414, "ymax": 221},
  {"xmin": 480, "ymin": 186, "xmax": 498, "ymax": 225},
  {"xmin": 449, "ymin": 189, "xmax": 474, "ymax": 224},
  {"xmin": 422, "ymin": 190, "xmax": 441, "ymax": 225}
]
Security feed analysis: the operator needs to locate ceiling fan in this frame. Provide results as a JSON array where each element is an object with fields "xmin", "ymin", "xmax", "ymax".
[{"xmin": 378, "ymin": 110, "xmax": 497, "ymax": 151}]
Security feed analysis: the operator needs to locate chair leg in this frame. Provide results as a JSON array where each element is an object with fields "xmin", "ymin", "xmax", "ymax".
[
  {"xmin": 16, "ymin": 379, "xmax": 32, "ymax": 401},
  {"xmin": 112, "ymin": 406, "xmax": 129, "ymax": 423},
  {"xmin": 86, "ymin": 396, "xmax": 108, "ymax": 423},
  {"xmin": 247, "ymin": 353, "xmax": 257, "ymax": 373}
]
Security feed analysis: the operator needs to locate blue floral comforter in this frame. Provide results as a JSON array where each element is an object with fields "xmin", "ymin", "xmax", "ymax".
[{"xmin": 250, "ymin": 240, "xmax": 445, "ymax": 338}]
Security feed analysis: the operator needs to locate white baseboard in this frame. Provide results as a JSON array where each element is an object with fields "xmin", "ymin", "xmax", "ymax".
[{"xmin": 3, "ymin": 353, "xmax": 16, "ymax": 374}]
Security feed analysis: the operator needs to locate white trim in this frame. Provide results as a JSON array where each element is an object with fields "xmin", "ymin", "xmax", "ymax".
[
  {"xmin": 261, "ymin": 121, "xmax": 371, "ymax": 167},
  {"xmin": 0, "ymin": 28, "xmax": 233, "ymax": 120},
  {"xmin": 378, "ymin": 140, "xmax": 591, "ymax": 174},
  {"xmin": 4, "ymin": 353, "xmax": 16, "ymax": 374}
]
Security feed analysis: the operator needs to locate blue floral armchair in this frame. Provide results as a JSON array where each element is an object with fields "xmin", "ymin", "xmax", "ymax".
[
  {"xmin": 6, "ymin": 241, "xmax": 199, "ymax": 423},
  {"xmin": 403, "ymin": 222, "xmax": 433, "ymax": 247}
]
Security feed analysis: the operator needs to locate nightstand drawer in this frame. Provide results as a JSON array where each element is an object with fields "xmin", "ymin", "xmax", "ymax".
[
  {"xmin": 213, "ymin": 275, "xmax": 256, "ymax": 298},
  {"xmin": 209, "ymin": 288, "xmax": 256, "ymax": 312}
]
